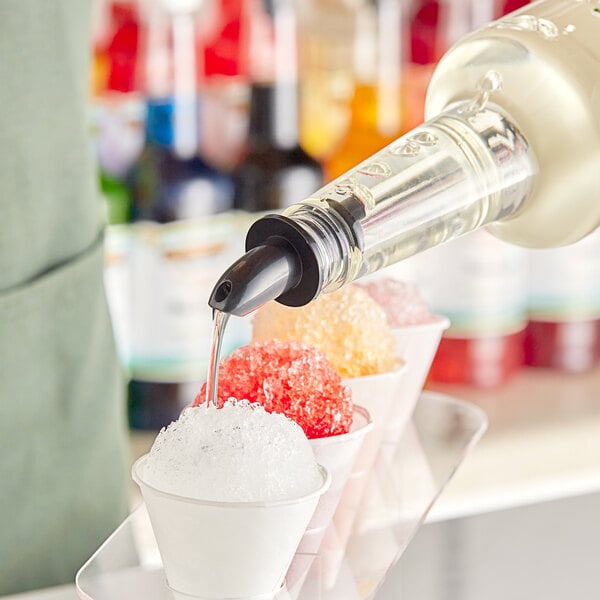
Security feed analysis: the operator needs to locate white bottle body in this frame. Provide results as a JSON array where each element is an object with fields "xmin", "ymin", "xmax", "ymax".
[{"xmin": 426, "ymin": 0, "xmax": 600, "ymax": 247}]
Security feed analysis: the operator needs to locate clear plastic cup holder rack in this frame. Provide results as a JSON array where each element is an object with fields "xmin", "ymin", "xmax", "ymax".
[{"xmin": 76, "ymin": 391, "xmax": 487, "ymax": 600}]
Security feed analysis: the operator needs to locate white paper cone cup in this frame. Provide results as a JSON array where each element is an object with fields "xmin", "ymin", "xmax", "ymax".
[
  {"xmin": 285, "ymin": 529, "xmax": 324, "ymax": 596},
  {"xmin": 319, "ymin": 525, "xmax": 356, "ymax": 594},
  {"xmin": 385, "ymin": 316, "xmax": 449, "ymax": 444},
  {"xmin": 331, "ymin": 366, "xmax": 405, "ymax": 563},
  {"xmin": 286, "ymin": 406, "xmax": 372, "ymax": 593},
  {"xmin": 321, "ymin": 544, "xmax": 360, "ymax": 600},
  {"xmin": 347, "ymin": 458, "xmax": 405, "ymax": 590},
  {"xmin": 306, "ymin": 406, "xmax": 373, "ymax": 532},
  {"xmin": 331, "ymin": 469, "xmax": 368, "ymax": 553},
  {"xmin": 345, "ymin": 524, "xmax": 401, "ymax": 597},
  {"xmin": 133, "ymin": 456, "xmax": 330, "ymax": 600},
  {"xmin": 343, "ymin": 365, "xmax": 406, "ymax": 478},
  {"xmin": 351, "ymin": 452, "xmax": 402, "ymax": 534}
]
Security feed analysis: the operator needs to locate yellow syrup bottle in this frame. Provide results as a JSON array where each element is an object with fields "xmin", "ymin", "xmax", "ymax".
[{"xmin": 324, "ymin": 0, "xmax": 406, "ymax": 181}]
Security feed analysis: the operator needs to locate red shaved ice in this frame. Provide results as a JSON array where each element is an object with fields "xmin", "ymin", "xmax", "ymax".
[{"xmin": 193, "ymin": 340, "xmax": 353, "ymax": 439}]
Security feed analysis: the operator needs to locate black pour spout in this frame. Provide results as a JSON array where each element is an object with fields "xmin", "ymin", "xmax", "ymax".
[{"xmin": 208, "ymin": 214, "xmax": 323, "ymax": 316}]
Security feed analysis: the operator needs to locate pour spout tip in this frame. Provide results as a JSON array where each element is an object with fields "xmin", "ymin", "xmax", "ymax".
[{"xmin": 208, "ymin": 243, "xmax": 300, "ymax": 316}]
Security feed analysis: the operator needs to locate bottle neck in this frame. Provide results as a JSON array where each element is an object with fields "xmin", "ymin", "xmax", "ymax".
[
  {"xmin": 209, "ymin": 100, "xmax": 537, "ymax": 315},
  {"xmin": 245, "ymin": 0, "xmax": 301, "ymax": 151},
  {"xmin": 247, "ymin": 82, "xmax": 300, "ymax": 150},
  {"xmin": 284, "ymin": 100, "xmax": 537, "ymax": 296}
]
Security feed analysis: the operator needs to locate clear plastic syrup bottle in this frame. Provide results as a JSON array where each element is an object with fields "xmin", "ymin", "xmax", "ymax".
[{"xmin": 209, "ymin": 0, "xmax": 600, "ymax": 317}]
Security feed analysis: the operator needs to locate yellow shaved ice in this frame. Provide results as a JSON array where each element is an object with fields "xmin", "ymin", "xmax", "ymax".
[{"xmin": 252, "ymin": 285, "xmax": 397, "ymax": 378}]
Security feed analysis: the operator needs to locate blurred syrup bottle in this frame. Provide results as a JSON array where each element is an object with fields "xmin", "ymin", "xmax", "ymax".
[
  {"xmin": 500, "ymin": 0, "xmax": 531, "ymax": 16},
  {"xmin": 524, "ymin": 228, "xmax": 600, "ymax": 373},
  {"xmin": 126, "ymin": 0, "xmax": 238, "ymax": 429},
  {"xmin": 325, "ymin": 0, "xmax": 405, "ymax": 181},
  {"xmin": 232, "ymin": 0, "xmax": 323, "ymax": 212},
  {"xmin": 91, "ymin": 0, "xmax": 145, "ymax": 225},
  {"xmin": 415, "ymin": 231, "xmax": 528, "ymax": 387},
  {"xmin": 404, "ymin": 0, "xmax": 502, "ymax": 131},
  {"xmin": 198, "ymin": 0, "xmax": 250, "ymax": 172},
  {"xmin": 404, "ymin": 0, "xmax": 452, "ymax": 132},
  {"xmin": 129, "ymin": 0, "xmax": 234, "ymax": 222},
  {"xmin": 91, "ymin": 0, "xmax": 141, "ymax": 96},
  {"xmin": 295, "ymin": 0, "xmax": 357, "ymax": 162}
]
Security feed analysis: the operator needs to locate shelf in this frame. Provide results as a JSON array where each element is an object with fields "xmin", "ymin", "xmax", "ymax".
[{"xmin": 427, "ymin": 365, "xmax": 600, "ymax": 520}]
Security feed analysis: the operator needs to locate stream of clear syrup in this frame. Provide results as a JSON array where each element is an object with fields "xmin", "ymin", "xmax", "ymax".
[{"xmin": 204, "ymin": 309, "xmax": 230, "ymax": 407}]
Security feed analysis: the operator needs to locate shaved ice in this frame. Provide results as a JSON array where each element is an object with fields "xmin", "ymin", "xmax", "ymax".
[
  {"xmin": 143, "ymin": 399, "xmax": 323, "ymax": 502},
  {"xmin": 251, "ymin": 285, "xmax": 397, "ymax": 378},
  {"xmin": 194, "ymin": 340, "xmax": 353, "ymax": 439},
  {"xmin": 357, "ymin": 278, "xmax": 435, "ymax": 327}
]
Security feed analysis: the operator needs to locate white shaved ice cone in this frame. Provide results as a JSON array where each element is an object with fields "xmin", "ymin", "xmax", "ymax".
[
  {"xmin": 332, "ymin": 366, "xmax": 406, "ymax": 560},
  {"xmin": 345, "ymin": 418, "xmax": 440, "ymax": 593},
  {"xmin": 133, "ymin": 456, "xmax": 330, "ymax": 600},
  {"xmin": 384, "ymin": 316, "xmax": 449, "ymax": 445},
  {"xmin": 307, "ymin": 406, "xmax": 373, "ymax": 532},
  {"xmin": 343, "ymin": 366, "xmax": 406, "ymax": 478},
  {"xmin": 286, "ymin": 406, "xmax": 372, "ymax": 592},
  {"xmin": 339, "ymin": 453, "xmax": 402, "ymax": 596}
]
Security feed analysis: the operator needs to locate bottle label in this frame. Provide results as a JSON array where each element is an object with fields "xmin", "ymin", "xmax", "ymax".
[
  {"xmin": 145, "ymin": 98, "xmax": 175, "ymax": 148},
  {"xmin": 123, "ymin": 213, "xmax": 250, "ymax": 382},
  {"xmin": 411, "ymin": 230, "xmax": 528, "ymax": 337},
  {"xmin": 527, "ymin": 228, "xmax": 600, "ymax": 321}
]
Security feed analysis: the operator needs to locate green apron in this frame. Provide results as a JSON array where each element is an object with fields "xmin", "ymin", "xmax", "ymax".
[{"xmin": 0, "ymin": 0, "xmax": 129, "ymax": 594}]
